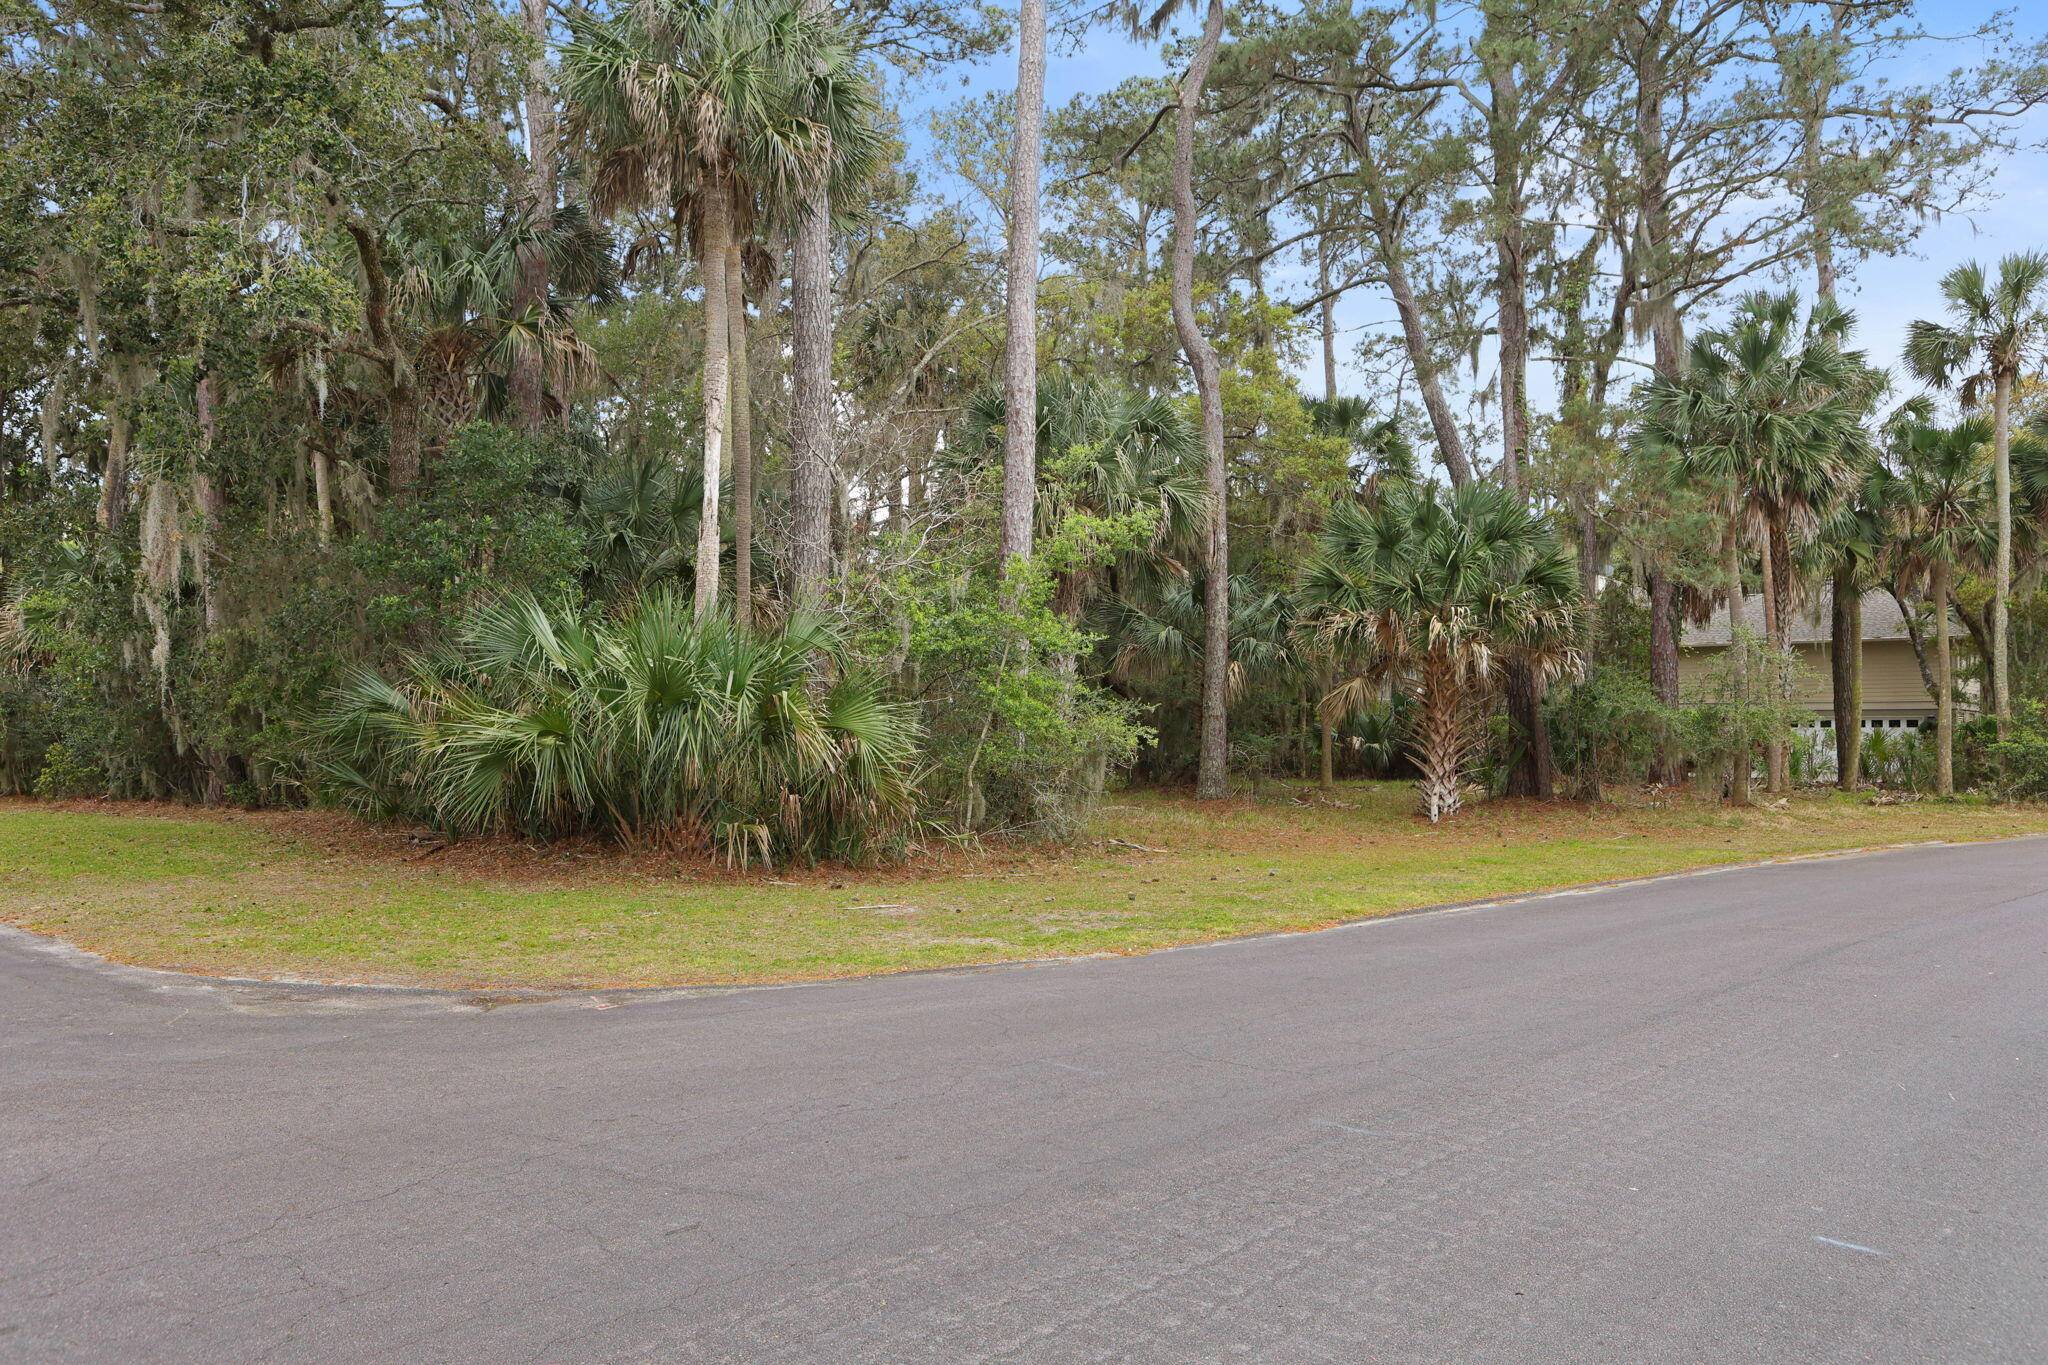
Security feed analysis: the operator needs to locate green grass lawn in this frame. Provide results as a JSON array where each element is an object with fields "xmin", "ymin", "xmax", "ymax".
[{"xmin": 5, "ymin": 784, "xmax": 2044, "ymax": 990}]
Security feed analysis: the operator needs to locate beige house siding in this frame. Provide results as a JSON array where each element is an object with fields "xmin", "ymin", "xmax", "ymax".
[{"xmin": 1677, "ymin": 639, "xmax": 1934, "ymax": 719}]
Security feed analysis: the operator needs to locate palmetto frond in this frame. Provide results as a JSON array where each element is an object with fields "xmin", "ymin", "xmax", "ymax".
[
  {"xmin": 1884, "ymin": 417, "xmax": 1992, "ymax": 594},
  {"xmin": 311, "ymin": 591, "xmax": 921, "ymax": 866},
  {"xmin": 563, "ymin": 0, "xmax": 880, "ymax": 233},
  {"xmin": 1906, "ymin": 253, "xmax": 2048, "ymax": 403},
  {"xmin": 971, "ymin": 376, "xmax": 1210, "ymax": 616},
  {"xmin": 1306, "ymin": 395, "xmax": 1418, "ymax": 485},
  {"xmin": 1295, "ymin": 481, "xmax": 1581, "ymax": 819},
  {"xmin": 1107, "ymin": 571, "xmax": 1293, "ymax": 699},
  {"xmin": 1632, "ymin": 289, "xmax": 1878, "ymax": 544}
]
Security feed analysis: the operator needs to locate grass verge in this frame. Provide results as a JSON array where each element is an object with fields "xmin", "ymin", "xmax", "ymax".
[{"xmin": 4, "ymin": 784, "xmax": 2044, "ymax": 990}]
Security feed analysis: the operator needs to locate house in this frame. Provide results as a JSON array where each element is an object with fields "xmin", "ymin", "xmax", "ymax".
[{"xmin": 1677, "ymin": 586, "xmax": 1950, "ymax": 739}]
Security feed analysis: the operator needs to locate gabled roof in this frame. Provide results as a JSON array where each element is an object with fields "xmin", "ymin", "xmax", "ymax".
[{"xmin": 1681, "ymin": 585, "xmax": 1917, "ymax": 649}]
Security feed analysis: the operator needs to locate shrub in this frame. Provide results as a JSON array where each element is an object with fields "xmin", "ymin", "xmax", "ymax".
[
  {"xmin": 1672, "ymin": 629, "xmax": 1809, "ymax": 794},
  {"xmin": 29, "ymin": 740, "xmax": 100, "ymax": 799},
  {"xmin": 879, "ymin": 546, "xmax": 1149, "ymax": 839},
  {"xmin": 1546, "ymin": 665, "xmax": 1665, "ymax": 799},
  {"xmin": 195, "ymin": 423, "xmax": 592, "ymax": 802},
  {"xmin": 311, "ymin": 591, "xmax": 921, "ymax": 866},
  {"xmin": 1961, "ymin": 701, "xmax": 2048, "ymax": 799}
]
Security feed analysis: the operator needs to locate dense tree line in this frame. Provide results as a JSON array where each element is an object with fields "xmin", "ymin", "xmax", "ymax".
[{"xmin": 5, "ymin": 0, "xmax": 2048, "ymax": 855}]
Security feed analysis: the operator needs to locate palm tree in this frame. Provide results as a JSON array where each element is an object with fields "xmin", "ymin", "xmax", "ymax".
[
  {"xmin": 1306, "ymin": 395, "xmax": 1418, "ymax": 490},
  {"xmin": 1097, "ymin": 570, "xmax": 1291, "ymax": 794},
  {"xmin": 394, "ymin": 203, "xmax": 617, "ymax": 425},
  {"xmin": 1298, "ymin": 482, "xmax": 1580, "ymax": 822},
  {"xmin": 1881, "ymin": 418, "xmax": 1992, "ymax": 796},
  {"xmin": 965, "ymin": 377, "xmax": 1207, "ymax": 619},
  {"xmin": 1107, "ymin": 571, "xmax": 1291, "ymax": 693},
  {"xmin": 1904, "ymin": 253, "xmax": 2048, "ymax": 738},
  {"xmin": 1805, "ymin": 472, "xmax": 1888, "ymax": 788},
  {"xmin": 1632, "ymin": 292, "xmax": 1877, "ymax": 793},
  {"xmin": 565, "ymin": 0, "xmax": 879, "ymax": 618}
]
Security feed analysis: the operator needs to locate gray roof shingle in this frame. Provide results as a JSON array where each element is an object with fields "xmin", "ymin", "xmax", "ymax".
[{"xmin": 1681, "ymin": 585, "xmax": 1918, "ymax": 648}]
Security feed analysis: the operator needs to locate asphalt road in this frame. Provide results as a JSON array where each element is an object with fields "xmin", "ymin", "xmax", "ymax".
[{"xmin": 5, "ymin": 839, "xmax": 2047, "ymax": 1362}]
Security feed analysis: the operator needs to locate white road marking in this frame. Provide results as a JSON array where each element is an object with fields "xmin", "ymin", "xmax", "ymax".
[{"xmin": 1815, "ymin": 1235, "xmax": 1889, "ymax": 1258}]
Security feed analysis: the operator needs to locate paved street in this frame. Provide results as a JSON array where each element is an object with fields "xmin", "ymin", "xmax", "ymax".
[{"xmin": 4, "ymin": 839, "xmax": 2046, "ymax": 1361}]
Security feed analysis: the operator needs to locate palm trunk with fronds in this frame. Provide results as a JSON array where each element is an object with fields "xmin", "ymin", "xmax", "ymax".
[{"xmin": 695, "ymin": 187, "xmax": 732, "ymax": 618}]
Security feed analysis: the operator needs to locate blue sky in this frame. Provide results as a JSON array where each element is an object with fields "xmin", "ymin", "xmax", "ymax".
[{"xmin": 892, "ymin": 3, "xmax": 2048, "ymax": 452}]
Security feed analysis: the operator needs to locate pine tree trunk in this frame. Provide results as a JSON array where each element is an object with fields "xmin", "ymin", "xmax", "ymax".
[
  {"xmin": 1992, "ymin": 369, "xmax": 2013, "ymax": 738},
  {"xmin": 1171, "ymin": 0, "xmax": 1229, "ymax": 802},
  {"xmin": 509, "ymin": 0, "xmax": 557, "ymax": 434},
  {"xmin": 998, "ymin": 0, "xmax": 1047, "ymax": 567},
  {"xmin": 1488, "ymin": 64, "xmax": 1530, "ymax": 492},
  {"xmin": 1317, "ymin": 227, "xmax": 1337, "ymax": 402},
  {"xmin": 1488, "ymin": 80, "xmax": 1551, "ymax": 802},
  {"xmin": 727, "ymin": 240, "xmax": 753, "ymax": 628},
  {"xmin": 695, "ymin": 187, "xmax": 732, "ymax": 619},
  {"xmin": 1933, "ymin": 560, "xmax": 1954, "ymax": 797},
  {"xmin": 788, "ymin": 0, "xmax": 838, "ymax": 614},
  {"xmin": 1375, "ymin": 211, "xmax": 1471, "ymax": 488},
  {"xmin": 1831, "ymin": 568, "xmax": 1861, "ymax": 788},
  {"xmin": 1578, "ymin": 506, "xmax": 1601, "ymax": 654}
]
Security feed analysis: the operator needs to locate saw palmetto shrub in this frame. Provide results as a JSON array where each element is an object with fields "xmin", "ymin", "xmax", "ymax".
[{"xmin": 311, "ymin": 590, "xmax": 920, "ymax": 866}]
